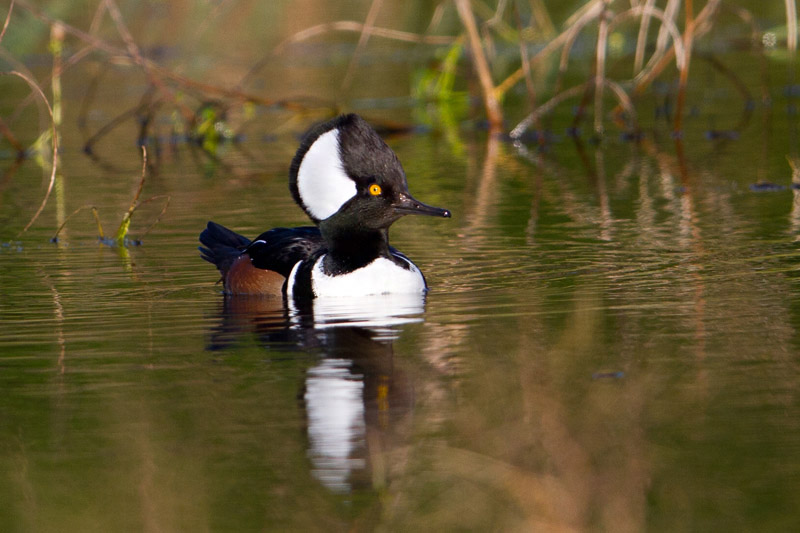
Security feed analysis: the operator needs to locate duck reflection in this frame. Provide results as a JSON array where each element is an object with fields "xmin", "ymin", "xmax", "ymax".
[{"xmin": 206, "ymin": 293, "xmax": 422, "ymax": 493}]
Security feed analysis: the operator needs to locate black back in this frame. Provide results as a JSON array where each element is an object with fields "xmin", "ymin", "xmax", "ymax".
[{"xmin": 245, "ymin": 226, "xmax": 325, "ymax": 278}]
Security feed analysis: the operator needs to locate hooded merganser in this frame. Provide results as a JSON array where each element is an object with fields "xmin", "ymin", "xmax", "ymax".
[{"xmin": 199, "ymin": 114, "xmax": 451, "ymax": 298}]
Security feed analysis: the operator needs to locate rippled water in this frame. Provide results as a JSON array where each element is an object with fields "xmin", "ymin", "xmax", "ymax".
[
  {"xmin": 3, "ymin": 118, "xmax": 800, "ymax": 530},
  {"xmin": 3, "ymin": 12, "xmax": 800, "ymax": 524}
]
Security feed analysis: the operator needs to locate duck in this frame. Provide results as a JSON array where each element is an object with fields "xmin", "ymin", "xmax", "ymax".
[{"xmin": 199, "ymin": 114, "xmax": 451, "ymax": 299}]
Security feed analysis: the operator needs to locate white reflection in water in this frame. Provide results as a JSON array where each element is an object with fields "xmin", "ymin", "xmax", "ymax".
[
  {"xmin": 296, "ymin": 293, "xmax": 424, "ymax": 492},
  {"xmin": 291, "ymin": 293, "xmax": 426, "ymax": 340},
  {"xmin": 304, "ymin": 358, "xmax": 365, "ymax": 493}
]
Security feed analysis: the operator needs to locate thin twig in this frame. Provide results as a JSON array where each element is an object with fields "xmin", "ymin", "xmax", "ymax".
[
  {"xmin": 495, "ymin": 0, "xmax": 604, "ymax": 100},
  {"xmin": 674, "ymin": 0, "xmax": 695, "ymax": 135},
  {"xmin": 14, "ymin": 0, "xmax": 315, "ymax": 111},
  {"xmin": 340, "ymin": 0, "xmax": 384, "ymax": 94},
  {"xmin": 1, "ymin": 71, "xmax": 58, "ymax": 235},
  {"xmin": 136, "ymin": 195, "xmax": 171, "ymax": 239},
  {"xmin": 193, "ymin": 0, "xmax": 235, "ymax": 41},
  {"xmin": 115, "ymin": 146, "xmax": 148, "ymax": 244},
  {"xmin": 511, "ymin": 78, "xmax": 638, "ymax": 139},
  {"xmin": 511, "ymin": 84, "xmax": 586, "ymax": 138},
  {"xmin": 513, "ymin": 2, "xmax": 539, "ymax": 130},
  {"xmin": 609, "ymin": 5, "xmax": 687, "ymax": 77},
  {"xmin": 786, "ymin": 0, "xmax": 797, "ymax": 54},
  {"xmin": 0, "ymin": 0, "xmax": 13, "ymax": 44},
  {"xmin": 103, "ymin": 0, "xmax": 193, "ymax": 121},
  {"xmin": 632, "ymin": 0, "xmax": 721, "ymax": 96},
  {"xmin": 84, "ymin": 87, "xmax": 156, "ymax": 153},
  {"xmin": 51, "ymin": 205, "xmax": 99, "ymax": 241},
  {"xmin": 6, "ymin": 43, "xmax": 98, "ymax": 129},
  {"xmin": 555, "ymin": 0, "xmax": 604, "ymax": 96},
  {"xmin": 455, "ymin": 0, "xmax": 503, "ymax": 131},
  {"xmin": 634, "ymin": 0, "xmax": 656, "ymax": 74},
  {"xmin": 1, "ymin": 48, "xmax": 47, "ymax": 129},
  {"xmin": 274, "ymin": 19, "xmax": 456, "ymax": 52},
  {"xmin": 654, "ymin": 0, "xmax": 681, "ymax": 62},
  {"xmin": 0, "ymin": 115, "xmax": 24, "ymax": 154},
  {"xmin": 594, "ymin": 0, "xmax": 611, "ymax": 135}
]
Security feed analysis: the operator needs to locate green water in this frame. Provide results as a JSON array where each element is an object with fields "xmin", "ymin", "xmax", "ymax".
[
  {"xmin": 3, "ymin": 2, "xmax": 800, "ymax": 530},
  {"xmin": 2, "ymin": 120, "xmax": 799, "ymax": 530}
]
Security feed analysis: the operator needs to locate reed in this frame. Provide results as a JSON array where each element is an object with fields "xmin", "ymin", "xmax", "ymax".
[
  {"xmin": 455, "ymin": 0, "xmax": 503, "ymax": 132},
  {"xmin": 1, "ymin": 0, "xmax": 798, "ymax": 185},
  {"xmin": 673, "ymin": 0, "xmax": 695, "ymax": 136},
  {"xmin": 786, "ymin": 0, "xmax": 798, "ymax": 55}
]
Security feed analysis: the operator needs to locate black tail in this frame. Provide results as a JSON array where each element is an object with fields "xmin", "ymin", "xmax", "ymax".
[{"xmin": 199, "ymin": 221, "xmax": 251, "ymax": 276}]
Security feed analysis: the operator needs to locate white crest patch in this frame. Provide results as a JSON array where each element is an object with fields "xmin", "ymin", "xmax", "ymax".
[{"xmin": 297, "ymin": 129, "xmax": 357, "ymax": 221}]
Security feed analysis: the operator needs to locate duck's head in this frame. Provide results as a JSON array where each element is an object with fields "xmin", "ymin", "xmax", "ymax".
[{"xmin": 289, "ymin": 114, "xmax": 451, "ymax": 234}]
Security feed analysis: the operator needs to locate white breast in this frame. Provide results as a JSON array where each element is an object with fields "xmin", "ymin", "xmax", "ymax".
[{"xmin": 307, "ymin": 255, "xmax": 427, "ymax": 297}]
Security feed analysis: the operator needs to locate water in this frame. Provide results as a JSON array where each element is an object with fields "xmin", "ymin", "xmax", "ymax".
[
  {"xmin": 2, "ymin": 118, "xmax": 799, "ymax": 530},
  {"xmin": 4, "ymin": 7, "xmax": 800, "ymax": 529}
]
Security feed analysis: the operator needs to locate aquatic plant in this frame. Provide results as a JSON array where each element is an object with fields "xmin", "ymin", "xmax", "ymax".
[{"xmin": 50, "ymin": 147, "xmax": 170, "ymax": 247}]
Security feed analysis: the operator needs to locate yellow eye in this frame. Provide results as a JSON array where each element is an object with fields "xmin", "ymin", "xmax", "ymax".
[{"xmin": 369, "ymin": 184, "xmax": 382, "ymax": 196}]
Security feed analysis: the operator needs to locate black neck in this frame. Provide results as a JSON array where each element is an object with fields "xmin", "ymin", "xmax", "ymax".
[{"xmin": 319, "ymin": 224, "xmax": 390, "ymax": 275}]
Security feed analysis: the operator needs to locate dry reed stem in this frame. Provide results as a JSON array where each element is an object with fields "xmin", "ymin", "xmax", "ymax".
[
  {"xmin": 274, "ymin": 20, "xmax": 456, "ymax": 52},
  {"xmin": 594, "ymin": 1, "xmax": 611, "ymax": 135},
  {"xmin": 88, "ymin": 0, "xmax": 107, "ymax": 34},
  {"xmin": 83, "ymin": 88, "xmax": 156, "ymax": 153},
  {"xmin": 555, "ymin": 1, "xmax": 604, "ymax": 96},
  {"xmin": 786, "ymin": 0, "xmax": 798, "ymax": 54},
  {"xmin": 340, "ymin": 0, "xmax": 384, "ymax": 94},
  {"xmin": 193, "ymin": 0, "xmax": 234, "ymax": 41},
  {"xmin": 51, "ymin": 205, "xmax": 102, "ymax": 241},
  {"xmin": 634, "ymin": 0, "xmax": 657, "ymax": 74},
  {"xmin": 513, "ymin": 2, "xmax": 539, "ymax": 130},
  {"xmin": 510, "ymin": 84, "xmax": 585, "ymax": 138},
  {"xmin": 610, "ymin": 5, "xmax": 687, "ymax": 75},
  {"xmin": 0, "ymin": 48, "xmax": 47, "ymax": 129},
  {"xmin": 697, "ymin": 52, "xmax": 752, "ymax": 103},
  {"xmin": 241, "ymin": 12, "xmax": 456, "ymax": 99},
  {"xmin": 14, "ymin": 0, "xmax": 312, "ymax": 111},
  {"xmin": 0, "ymin": 71, "xmax": 58, "ymax": 235},
  {"xmin": 510, "ymin": 78, "xmax": 637, "ymax": 140},
  {"xmin": 114, "ymin": 146, "xmax": 148, "ymax": 244},
  {"xmin": 603, "ymin": 79, "xmax": 637, "ymax": 125},
  {"xmin": 496, "ymin": 0, "xmax": 604, "ymax": 100},
  {"xmin": 529, "ymin": 0, "xmax": 556, "ymax": 37},
  {"xmin": 631, "ymin": 0, "xmax": 721, "ymax": 96},
  {"xmin": 7, "ymin": 43, "xmax": 97, "ymax": 131},
  {"xmin": 655, "ymin": 0, "xmax": 681, "ymax": 60},
  {"xmin": 103, "ymin": 0, "xmax": 193, "ymax": 121},
  {"xmin": 455, "ymin": 0, "xmax": 503, "ymax": 131},
  {"xmin": 674, "ymin": 0, "xmax": 695, "ymax": 134},
  {"xmin": 0, "ymin": 0, "xmax": 13, "ymax": 44}
]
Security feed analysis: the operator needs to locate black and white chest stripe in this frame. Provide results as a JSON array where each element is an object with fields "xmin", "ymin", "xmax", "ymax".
[{"xmin": 286, "ymin": 252, "xmax": 427, "ymax": 299}]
